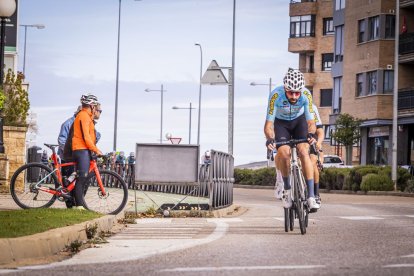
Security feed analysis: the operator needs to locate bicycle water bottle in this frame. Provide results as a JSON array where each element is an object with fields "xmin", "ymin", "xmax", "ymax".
[{"xmin": 67, "ymin": 172, "xmax": 77, "ymax": 183}]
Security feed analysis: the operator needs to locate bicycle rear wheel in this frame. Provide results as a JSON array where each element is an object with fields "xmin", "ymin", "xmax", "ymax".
[
  {"xmin": 284, "ymin": 208, "xmax": 289, "ymax": 232},
  {"xmin": 10, "ymin": 163, "xmax": 59, "ymax": 209},
  {"xmin": 293, "ymin": 166, "xmax": 306, "ymax": 235},
  {"xmin": 82, "ymin": 170, "xmax": 128, "ymax": 215},
  {"xmin": 289, "ymin": 208, "xmax": 295, "ymax": 231}
]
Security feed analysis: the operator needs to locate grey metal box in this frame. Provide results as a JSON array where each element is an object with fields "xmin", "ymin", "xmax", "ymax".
[{"xmin": 135, "ymin": 143, "xmax": 199, "ymax": 184}]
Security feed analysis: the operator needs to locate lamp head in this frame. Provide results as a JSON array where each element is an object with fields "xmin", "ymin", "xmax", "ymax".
[
  {"xmin": 144, "ymin": 88, "xmax": 151, "ymax": 92},
  {"xmin": 172, "ymin": 106, "xmax": 179, "ymax": 109},
  {"xmin": 0, "ymin": 0, "xmax": 16, "ymax": 18},
  {"xmin": 35, "ymin": 24, "xmax": 45, "ymax": 29},
  {"xmin": 250, "ymin": 82, "xmax": 256, "ymax": 86}
]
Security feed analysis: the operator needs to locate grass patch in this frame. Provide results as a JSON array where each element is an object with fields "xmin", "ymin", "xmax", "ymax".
[{"xmin": 0, "ymin": 208, "xmax": 102, "ymax": 238}]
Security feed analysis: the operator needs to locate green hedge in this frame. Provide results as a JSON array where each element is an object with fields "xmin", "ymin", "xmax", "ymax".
[
  {"xmin": 360, "ymin": 173, "xmax": 393, "ymax": 192},
  {"xmin": 234, "ymin": 165, "xmax": 413, "ymax": 192}
]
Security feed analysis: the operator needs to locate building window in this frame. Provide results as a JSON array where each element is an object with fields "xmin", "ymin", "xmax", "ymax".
[
  {"xmin": 322, "ymin": 53, "xmax": 333, "ymax": 71},
  {"xmin": 367, "ymin": 71, "xmax": 377, "ymax": 95},
  {"xmin": 358, "ymin": 19, "xmax": 365, "ymax": 43},
  {"xmin": 320, "ymin": 89, "xmax": 332, "ymax": 107},
  {"xmin": 385, "ymin": 15, "xmax": 395, "ymax": 38},
  {"xmin": 383, "ymin": 70, "xmax": 394, "ymax": 93},
  {"xmin": 335, "ymin": 0, "xmax": 346, "ymax": 11},
  {"xmin": 333, "ymin": 77, "xmax": 342, "ymax": 114},
  {"xmin": 323, "ymin": 18, "xmax": 334, "ymax": 35},
  {"xmin": 368, "ymin": 16, "xmax": 379, "ymax": 40},
  {"xmin": 290, "ymin": 15, "xmax": 315, "ymax": 38},
  {"xmin": 356, "ymin": 73, "xmax": 364, "ymax": 96},
  {"xmin": 334, "ymin": 25, "xmax": 344, "ymax": 62}
]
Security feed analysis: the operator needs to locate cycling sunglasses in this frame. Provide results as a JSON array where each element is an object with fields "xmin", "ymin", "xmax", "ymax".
[{"xmin": 286, "ymin": 90, "xmax": 301, "ymax": 97}]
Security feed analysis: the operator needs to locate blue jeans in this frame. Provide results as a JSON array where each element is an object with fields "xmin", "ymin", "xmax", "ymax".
[{"xmin": 73, "ymin": 150, "xmax": 91, "ymax": 206}]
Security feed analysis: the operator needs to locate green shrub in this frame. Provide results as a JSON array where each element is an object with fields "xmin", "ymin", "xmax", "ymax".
[
  {"xmin": 360, "ymin": 173, "xmax": 393, "ymax": 192},
  {"xmin": 405, "ymin": 178, "xmax": 414, "ymax": 193},
  {"xmin": 319, "ymin": 167, "xmax": 351, "ymax": 191},
  {"xmin": 234, "ymin": 168, "xmax": 275, "ymax": 186},
  {"xmin": 348, "ymin": 166, "xmax": 380, "ymax": 191}
]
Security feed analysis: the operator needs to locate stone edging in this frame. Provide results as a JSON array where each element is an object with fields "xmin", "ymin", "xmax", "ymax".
[{"xmin": 0, "ymin": 213, "xmax": 123, "ymax": 266}]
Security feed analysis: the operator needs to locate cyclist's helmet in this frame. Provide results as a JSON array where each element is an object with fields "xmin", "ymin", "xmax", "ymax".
[
  {"xmin": 130, "ymin": 152, "xmax": 135, "ymax": 157},
  {"xmin": 283, "ymin": 68, "xmax": 305, "ymax": 92},
  {"xmin": 80, "ymin": 93, "xmax": 99, "ymax": 106},
  {"xmin": 205, "ymin": 150, "xmax": 211, "ymax": 158}
]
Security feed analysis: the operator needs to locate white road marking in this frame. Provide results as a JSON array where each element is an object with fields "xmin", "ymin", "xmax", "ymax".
[
  {"xmin": 160, "ymin": 265, "xmax": 326, "ymax": 272},
  {"xmin": 405, "ymin": 215, "xmax": 414, "ymax": 218},
  {"xmin": 11, "ymin": 220, "xmax": 229, "ymax": 270},
  {"xmin": 402, "ymin": 254, "xmax": 414, "ymax": 258},
  {"xmin": 383, "ymin": 264, "xmax": 414, "ymax": 268},
  {"xmin": 339, "ymin": 216, "xmax": 384, "ymax": 220}
]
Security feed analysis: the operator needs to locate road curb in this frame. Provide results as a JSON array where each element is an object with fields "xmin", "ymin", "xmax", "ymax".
[{"xmin": 0, "ymin": 213, "xmax": 124, "ymax": 266}]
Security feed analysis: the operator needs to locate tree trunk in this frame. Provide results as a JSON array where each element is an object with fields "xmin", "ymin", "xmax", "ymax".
[{"xmin": 345, "ymin": 145, "xmax": 353, "ymax": 165}]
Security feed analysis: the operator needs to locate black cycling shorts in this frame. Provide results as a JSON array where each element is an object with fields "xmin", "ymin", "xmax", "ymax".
[{"xmin": 274, "ymin": 114, "xmax": 308, "ymax": 149}]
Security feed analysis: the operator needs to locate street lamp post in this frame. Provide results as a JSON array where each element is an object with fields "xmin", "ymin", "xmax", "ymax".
[
  {"xmin": 113, "ymin": 0, "xmax": 142, "ymax": 152},
  {"xmin": 19, "ymin": 24, "xmax": 45, "ymax": 76},
  {"xmin": 194, "ymin": 43, "xmax": 203, "ymax": 145},
  {"xmin": 172, "ymin": 103, "xmax": 196, "ymax": 144},
  {"xmin": 0, "ymin": 0, "xmax": 17, "ymax": 154},
  {"xmin": 250, "ymin": 77, "xmax": 273, "ymax": 94},
  {"xmin": 145, "ymin": 85, "xmax": 166, "ymax": 143}
]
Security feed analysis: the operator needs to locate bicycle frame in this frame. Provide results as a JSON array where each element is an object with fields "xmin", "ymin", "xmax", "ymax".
[{"xmin": 37, "ymin": 144, "xmax": 107, "ymax": 198}]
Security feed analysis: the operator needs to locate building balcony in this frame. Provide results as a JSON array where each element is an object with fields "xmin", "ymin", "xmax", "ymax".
[
  {"xmin": 400, "ymin": 0, "xmax": 414, "ymax": 8},
  {"xmin": 399, "ymin": 33, "xmax": 414, "ymax": 63},
  {"xmin": 288, "ymin": 37, "xmax": 316, "ymax": 53},
  {"xmin": 289, "ymin": 0, "xmax": 317, "ymax": 16},
  {"xmin": 398, "ymin": 88, "xmax": 414, "ymax": 116}
]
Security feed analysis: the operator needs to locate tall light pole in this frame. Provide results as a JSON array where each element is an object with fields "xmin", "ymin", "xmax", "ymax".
[
  {"xmin": 229, "ymin": 0, "xmax": 236, "ymax": 156},
  {"xmin": 19, "ymin": 24, "xmax": 45, "ymax": 76},
  {"xmin": 0, "ymin": 0, "xmax": 17, "ymax": 154},
  {"xmin": 392, "ymin": 1, "xmax": 400, "ymax": 191},
  {"xmin": 194, "ymin": 43, "xmax": 203, "ymax": 145},
  {"xmin": 113, "ymin": 0, "xmax": 142, "ymax": 151},
  {"xmin": 250, "ymin": 77, "xmax": 273, "ymax": 94},
  {"xmin": 145, "ymin": 85, "xmax": 166, "ymax": 143},
  {"xmin": 172, "ymin": 103, "xmax": 196, "ymax": 144}
]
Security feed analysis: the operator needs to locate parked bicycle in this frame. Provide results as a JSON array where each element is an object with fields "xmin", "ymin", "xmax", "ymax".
[
  {"xmin": 10, "ymin": 144, "xmax": 128, "ymax": 215},
  {"xmin": 268, "ymin": 138, "xmax": 311, "ymax": 235}
]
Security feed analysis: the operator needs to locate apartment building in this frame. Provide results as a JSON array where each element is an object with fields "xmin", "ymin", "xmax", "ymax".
[
  {"xmin": 288, "ymin": 0, "xmax": 336, "ymax": 155},
  {"xmin": 289, "ymin": 0, "xmax": 414, "ymax": 166}
]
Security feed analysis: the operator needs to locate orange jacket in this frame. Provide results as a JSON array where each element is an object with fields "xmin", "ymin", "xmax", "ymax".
[{"xmin": 72, "ymin": 108, "xmax": 99, "ymax": 153}]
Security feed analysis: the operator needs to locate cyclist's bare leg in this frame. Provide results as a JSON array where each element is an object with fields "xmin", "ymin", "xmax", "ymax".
[
  {"xmin": 297, "ymin": 143, "xmax": 315, "ymax": 198},
  {"xmin": 310, "ymin": 154, "xmax": 320, "ymax": 196},
  {"xmin": 277, "ymin": 145, "xmax": 291, "ymax": 190}
]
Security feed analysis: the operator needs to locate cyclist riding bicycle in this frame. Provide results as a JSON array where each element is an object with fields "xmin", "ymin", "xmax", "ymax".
[
  {"xmin": 309, "ymin": 103, "xmax": 324, "ymax": 206},
  {"xmin": 71, "ymin": 93, "xmax": 103, "ymax": 209},
  {"xmin": 264, "ymin": 68, "xmax": 319, "ymax": 211}
]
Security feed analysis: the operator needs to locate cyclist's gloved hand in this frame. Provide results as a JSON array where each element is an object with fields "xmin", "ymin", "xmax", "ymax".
[
  {"xmin": 266, "ymin": 139, "xmax": 275, "ymax": 150},
  {"xmin": 307, "ymin": 133, "xmax": 316, "ymax": 145}
]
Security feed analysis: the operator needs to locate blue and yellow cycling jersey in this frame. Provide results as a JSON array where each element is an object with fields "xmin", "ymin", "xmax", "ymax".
[{"xmin": 266, "ymin": 86, "xmax": 314, "ymax": 122}]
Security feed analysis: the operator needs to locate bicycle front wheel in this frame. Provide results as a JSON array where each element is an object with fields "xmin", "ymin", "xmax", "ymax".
[
  {"xmin": 82, "ymin": 170, "xmax": 128, "ymax": 215},
  {"xmin": 10, "ymin": 163, "xmax": 59, "ymax": 209},
  {"xmin": 293, "ymin": 166, "xmax": 306, "ymax": 235}
]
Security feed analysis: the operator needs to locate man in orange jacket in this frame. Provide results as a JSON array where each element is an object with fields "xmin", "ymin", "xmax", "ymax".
[{"xmin": 72, "ymin": 93, "xmax": 102, "ymax": 209}]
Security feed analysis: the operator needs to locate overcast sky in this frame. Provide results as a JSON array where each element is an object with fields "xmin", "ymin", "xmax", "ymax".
[{"xmin": 17, "ymin": 0, "xmax": 296, "ymax": 165}]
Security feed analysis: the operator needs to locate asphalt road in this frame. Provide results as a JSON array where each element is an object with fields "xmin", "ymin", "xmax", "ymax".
[{"xmin": 3, "ymin": 188, "xmax": 414, "ymax": 275}]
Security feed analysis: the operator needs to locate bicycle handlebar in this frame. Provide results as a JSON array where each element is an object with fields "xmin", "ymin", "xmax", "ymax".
[{"xmin": 274, "ymin": 138, "xmax": 309, "ymax": 147}]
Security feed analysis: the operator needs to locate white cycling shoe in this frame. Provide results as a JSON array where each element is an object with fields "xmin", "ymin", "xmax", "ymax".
[
  {"xmin": 274, "ymin": 180, "xmax": 284, "ymax": 200},
  {"xmin": 282, "ymin": 189, "xmax": 292, "ymax": 208},
  {"xmin": 307, "ymin": 197, "xmax": 320, "ymax": 211}
]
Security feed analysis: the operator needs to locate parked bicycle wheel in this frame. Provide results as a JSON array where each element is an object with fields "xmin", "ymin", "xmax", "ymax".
[
  {"xmin": 10, "ymin": 163, "xmax": 59, "ymax": 209},
  {"xmin": 82, "ymin": 170, "xmax": 128, "ymax": 215},
  {"xmin": 293, "ymin": 167, "xmax": 306, "ymax": 235}
]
